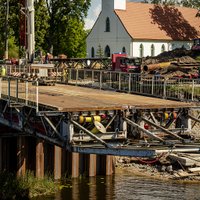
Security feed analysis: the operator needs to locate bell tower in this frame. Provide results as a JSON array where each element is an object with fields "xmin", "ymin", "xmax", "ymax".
[{"xmin": 102, "ymin": 0, "xmax": 126, "ymax": 12}]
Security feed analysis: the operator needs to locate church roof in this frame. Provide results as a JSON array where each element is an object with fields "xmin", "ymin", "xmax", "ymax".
[{"xmin": 114, "ymin": 2, "xmax": 200, "ymax": 41}]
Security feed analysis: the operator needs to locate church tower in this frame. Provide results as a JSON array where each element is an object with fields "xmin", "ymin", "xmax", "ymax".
[{"xmin": 102, "ymin": 0, "xmax": 126, "ymax": 12}]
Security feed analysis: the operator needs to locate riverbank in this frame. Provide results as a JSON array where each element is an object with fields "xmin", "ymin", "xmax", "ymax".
[
  {"xmin": 115, "ymin": 155, "xmax": 200, "ymax": 183},
  {"xmin": 0, "ymin": 171, "xmax": 59, "ymax": 199}
]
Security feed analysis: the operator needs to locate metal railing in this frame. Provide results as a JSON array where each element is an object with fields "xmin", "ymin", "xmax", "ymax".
[
  {"xmin": 68, "ymin": 68, "xmax": 200, "ymax": 102},
  {"xmin": 0, "ymin": 77, "xmax": 38, "ymax": 109}
]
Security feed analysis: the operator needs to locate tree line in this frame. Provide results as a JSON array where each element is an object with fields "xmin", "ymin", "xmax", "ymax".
[
  {"xmin": 0, "ymin": 0, "xmax": 91, "ymax": 59},
  {"xmin": 0, "ymin": 0, "xmax": 199, "ymax": 60}
]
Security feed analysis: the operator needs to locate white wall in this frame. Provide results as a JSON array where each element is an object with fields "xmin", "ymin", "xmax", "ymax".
[
  {"xmin": 86, "ymin": 3, "xmax": 131, "ymax": 58},
  {"xmin": 132, "ymin": 40, "xmax": 192, "ymax": 57},
  {"xmin": 87, "ymin": 0, "xmax": 193, "ymax": 58}
]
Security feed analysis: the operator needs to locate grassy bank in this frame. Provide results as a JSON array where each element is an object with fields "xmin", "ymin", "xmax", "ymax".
[{"xmin": 0, "ymin": 171, "xmax": 59, "ymax": 199}]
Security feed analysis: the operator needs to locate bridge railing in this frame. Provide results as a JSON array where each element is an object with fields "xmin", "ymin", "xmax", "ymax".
[
  {"xmin": 68, "ymin": 68, "xmax": 200, "ymax": 102},
  {"xmin": 0, "ymin": 77, "xmax": 38, "ymax": 108}
]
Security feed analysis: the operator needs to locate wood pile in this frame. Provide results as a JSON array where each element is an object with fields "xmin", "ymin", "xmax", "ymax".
[{"xmin": 168, "ymin": 153, "xmax": 200, "ymax": 179}]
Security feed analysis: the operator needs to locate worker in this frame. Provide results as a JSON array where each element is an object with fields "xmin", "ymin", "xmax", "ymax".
[
  {"xmin": 62, "ymin": 68, "xmax": 68, "ymax": 84},
  {"xmin": 45, "ymin": 53, "xmax": 49, "ymax": 64},
  {"xmin": 1, "ymin": 66, "xmax": 6, "ymax": 76}
]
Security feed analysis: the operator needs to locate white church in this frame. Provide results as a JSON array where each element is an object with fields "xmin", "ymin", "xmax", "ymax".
[{"xmin": 86, "ymin": 0, "xmax": 200, "ymax": 58}]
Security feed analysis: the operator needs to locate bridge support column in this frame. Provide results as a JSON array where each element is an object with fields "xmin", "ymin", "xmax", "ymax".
[
  {"xmin": 106, "ymin": 155, "xmax": 114, "ymax": 176},
  {"xmin": 72, "ymin": 152, "xmax": 79, "ymax": 178},
  {"xmin": 0, "ymin": 138, "xmax": 2, "ymax": 171},
  {"xmin": 89, "ymin": 154, "xmax": 96, "ymax": 177},
  {"xmin": 17, "ymin": 136, "xmax": 26, "ymax": 176},
  {"xmin": 54, "ymin": 146, "xmax": 62, "ymax": 180},
  {"xmin": 36, "ymin": 139, "xmax": 44, "ymax": 178}
]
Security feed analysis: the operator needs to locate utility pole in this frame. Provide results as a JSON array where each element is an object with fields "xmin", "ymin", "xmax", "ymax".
[
  {"xmin": 26, "ymin": 0, "xmax": 35, "ymax": 62},
  {"xmin": 4, "ymin": 0, "xmax": 9, "ymax": 60}
]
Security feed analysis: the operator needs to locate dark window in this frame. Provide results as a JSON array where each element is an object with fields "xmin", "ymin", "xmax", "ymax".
[
  {"xmin": 140, "ymin": 44, "xmax": 144, "ymax": 58},
  {"xmin": 105, "ymin": 45, "xmax": 110, "ymax": 57},
  {"xmin": 105, "ymin": 17, "xmax": 110, "ymax": 32},
  {"xmin": 91, "ymin": 47, "xmax": 95, "ymax": 58},
  {"xmin": 151, "ymin": 44, "xmax": 155, "ymax": 57},
  {"xmin": 161, "ymin": 44, "xmax": 165, "ymax": 53},
  {"xmin": 122, "ymin": 47, "xmax": 126, "ymax": 53}
]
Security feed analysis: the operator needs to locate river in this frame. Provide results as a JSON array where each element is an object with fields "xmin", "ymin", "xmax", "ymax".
[{"xmin": 32, "ymin": 170, "xmax": 200, "ymax": 200}]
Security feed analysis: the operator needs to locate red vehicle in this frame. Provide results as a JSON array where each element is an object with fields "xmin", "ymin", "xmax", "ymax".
[
  {"xmin": 112, "ymin": 53, "xmax": 141, "ymax": 73},
  {"xmin": 191, "ymin": 38, "xmax": 200, "ymax": 51}
]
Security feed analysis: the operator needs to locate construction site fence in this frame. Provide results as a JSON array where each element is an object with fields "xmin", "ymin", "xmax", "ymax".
[{"xmin": 67, "ymin": 68, "xmax": 200, "ymax": 102}]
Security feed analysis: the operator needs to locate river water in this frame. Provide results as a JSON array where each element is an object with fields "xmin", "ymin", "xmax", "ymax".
[{"xmin": 32, "ymin": 170, "xmax": 200, "ymax": 200}]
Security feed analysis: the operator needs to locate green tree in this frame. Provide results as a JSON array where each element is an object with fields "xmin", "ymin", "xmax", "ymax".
[
  {"xmin": 180, "ymin": 0, "xmax": 200, "ymax": 9},
  {"xmin": 35, "ymin": 0, "xmax": 50, "ymax": 52},
  {"xmin": 96, "ymin": 44, "xmax": 104, "ymax": 58},
  {"xmin": 46, "ymin": 0, "xmax": 91, "ymax": 57}
]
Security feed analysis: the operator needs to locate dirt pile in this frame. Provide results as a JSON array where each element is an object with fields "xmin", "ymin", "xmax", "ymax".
[{"xmin": 142, "ymin": 48, "xmax": 200, "ymax": 78}]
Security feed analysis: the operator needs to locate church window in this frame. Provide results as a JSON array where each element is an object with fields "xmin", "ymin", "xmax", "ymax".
[
  {"xmin": 91, "ymin": 47, "xmax": 95, "ymax": 58},
  {"xmin": 122, "ymin": 47, "xmax": 126, "ymax": 53},
  {"xmin": 105, "ymin": 17, "xmax": 110, "ymax": 32},
  {"xmin": 139, "ymin": 44, "xmax": 144, "ymax": 58},
  {"xmin": 151, "ymin": 44, "xmax": 155, "ymax": 57},
  {"xmin": 161, "ymin": 44, "xmax": 165, "ymax": 53},
  {"xmin": 105, "ymin": 45, "xmax": 110, "ymax": 57}
]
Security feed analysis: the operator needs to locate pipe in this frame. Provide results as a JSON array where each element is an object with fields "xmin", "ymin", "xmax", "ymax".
[
  {"xmin": 71, "ymin": 119, "xmax": 110, "ymax": 148},
  {"xmin": 141, "ymin": 117, "xmax": 184, "ymax": 142},
  {"xmin": 124, "ymin": 117, "xmax": 165, "ymax": 143},
  {"xmin": 143, "ymin": 62, "xmax": 171, "ymax": 72}
]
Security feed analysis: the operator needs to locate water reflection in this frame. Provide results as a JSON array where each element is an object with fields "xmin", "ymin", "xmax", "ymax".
[{"xmin": 32, "ymin": 173, "xmax": 200, "ymax": 200}]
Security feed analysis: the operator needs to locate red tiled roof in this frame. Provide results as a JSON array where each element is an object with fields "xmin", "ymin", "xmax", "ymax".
[{"xmin": 114, "ymin": 2, "xmax": 200, "ymax": 41}]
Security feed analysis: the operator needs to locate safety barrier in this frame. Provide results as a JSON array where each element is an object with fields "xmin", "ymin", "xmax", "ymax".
[{"xmin": 68, "ymin": 68, "xmax": 200, "ymax": 102}]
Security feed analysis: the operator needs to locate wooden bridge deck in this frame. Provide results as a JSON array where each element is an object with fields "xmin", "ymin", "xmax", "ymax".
[{"xmin": 37, "ymin": 84, "xmax": 196, "ymax": 112}]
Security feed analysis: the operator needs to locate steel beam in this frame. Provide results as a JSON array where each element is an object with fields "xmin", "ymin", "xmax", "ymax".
[
  {"xmin": 71, "ymin": 119, "xmax": 110, "ymax": 148},
  {"xmin": 17, "ymin": 136, "xmax": 26, "ymax": 176},
  {"xmin": 89, "ymin": 154, "xmax": 97, "ymax": 177},
  {"xmin": 141, "ymin": 117, "xmax": 184, "ymax": 142},
  {"xmin": 0, "ymin": 138, "xmax": 2, "ymax": 171},
  {"xmin": 106, "ymin": 155, "xmax": 113, "ymax": 175},
  {"xmin": 124, "ymin": 117, "xmax": 165, "ymax": 143},
  {"xmin": 36, "ymin": 139, "xmax": 44, "ymax": 178},
  {"xmin": 71, "ymin": 152, "xmax": 79, "ymax": 178},
  {"xmin": 72, "ymin": 146, "xmax": 156, "ymax": 157},
  {"xmin": 188, "ymin": 114, "xmax": 200, "ymax": 124},
  {"xmin": 54, "ymin": 146, "xmax": 62, "ymax": 180}
]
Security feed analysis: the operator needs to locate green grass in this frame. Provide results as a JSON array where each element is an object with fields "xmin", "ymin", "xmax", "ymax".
[{"xmin": 0, "ymin": 171, "xmax": 59, "ymax": 199}]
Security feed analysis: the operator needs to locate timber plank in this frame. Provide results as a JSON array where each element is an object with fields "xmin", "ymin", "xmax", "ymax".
[{"xmin": 36, "ymin": 84, "xmax": 195, "ymax": 112}]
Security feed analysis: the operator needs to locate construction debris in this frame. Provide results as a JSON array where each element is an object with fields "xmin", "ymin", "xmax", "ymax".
[
  {"xmin": 115, "ymin": 152, "xmax": 200, "ymax": 181},
  {"xmin": 142, "ymin": 48, "xmax": 200, "ymax": 79}
]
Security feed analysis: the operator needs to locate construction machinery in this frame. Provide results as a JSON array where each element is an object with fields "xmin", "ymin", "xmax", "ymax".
[{"xmin": 111, "ymin": 53, "xmax": 141, "ymax": 73}]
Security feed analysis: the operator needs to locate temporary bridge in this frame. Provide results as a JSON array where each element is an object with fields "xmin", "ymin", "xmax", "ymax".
[{"xmin": 0, "ymin": 76, "xmax": 200, "ymax": 158}]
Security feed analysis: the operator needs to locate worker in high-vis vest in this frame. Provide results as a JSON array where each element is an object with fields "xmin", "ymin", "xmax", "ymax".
[{"xmin": 1, "ymin": 66, "xmax": 6, "ymax": 76}]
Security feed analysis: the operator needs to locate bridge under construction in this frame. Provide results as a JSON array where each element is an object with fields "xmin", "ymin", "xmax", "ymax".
[
  {"xmin": 0, "ymin": 75, "xmax": 200, "ymax": 178},
  {"xmin": 2, "ymin": 0, "xmax": 200, "ymax": 179}
]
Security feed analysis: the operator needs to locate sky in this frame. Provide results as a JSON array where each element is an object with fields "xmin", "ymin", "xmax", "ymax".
[
  {"xmin": 85, "ymin": 0, "xmax": 101, "ymax": 30},
  {"xmin": 84, "ymin": 0, "xmax": 142, "ymax": 30}
]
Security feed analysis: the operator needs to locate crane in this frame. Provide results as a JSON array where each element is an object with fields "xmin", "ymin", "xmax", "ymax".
[{"xmin": 20, "ymin": 0, "xmax": 35, "ymax": 62}]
